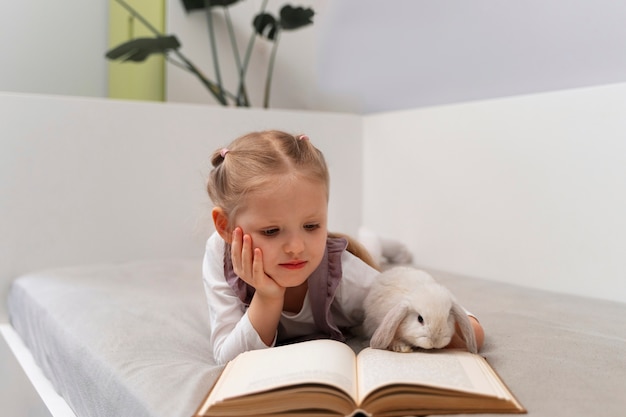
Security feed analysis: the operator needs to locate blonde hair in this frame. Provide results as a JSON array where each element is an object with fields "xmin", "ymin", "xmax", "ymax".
[
  {"xmin": 207, "ymin": 130, "xmax": 329, "ymax": 219},
  {"xmin": 207, "ymin": 130, "xmax": 379, "ymax": 271}
]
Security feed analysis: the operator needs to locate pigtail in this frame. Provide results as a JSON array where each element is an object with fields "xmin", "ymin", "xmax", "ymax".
[
  {"xmin": 210, "ymin": 148, "xmax": 229, "ymax": 167},
  {"xmin": 328, "ymin": 231, "xmax": 381, "ymax": 271},
  {"xmin": 207, "ymin": 147, "xmax": 231, "ymax": 211}
]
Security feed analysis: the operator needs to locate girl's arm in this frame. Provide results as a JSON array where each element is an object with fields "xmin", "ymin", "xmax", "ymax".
[
  {"xmin": 203, "ymin": 233, "xmax": 277, "ymax": 364},
  {"xmin": 447, "ymin": 316, "xmax": 485, "ymax": 351},
  {"xmin": 244, "ymin": 247, "xmax": 284, "ymax": 346},
  {"xmin": 230, "ymin": 229, "xmax": 285, "ymax": 347}
]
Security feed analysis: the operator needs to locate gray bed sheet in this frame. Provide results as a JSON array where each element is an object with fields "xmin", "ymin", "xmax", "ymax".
[{"xmin": 7, "ymin": 259, "xmax": 626, "ymax": 417}]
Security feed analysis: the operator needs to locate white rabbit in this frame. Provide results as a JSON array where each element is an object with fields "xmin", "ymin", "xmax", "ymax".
[{"xmin": 363, "ymin": 266, "xmax": 477, "ymax": 354}]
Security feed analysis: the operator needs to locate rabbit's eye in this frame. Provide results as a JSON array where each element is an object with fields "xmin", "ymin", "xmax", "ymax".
[{"xmin": 417, "ymin": 315, "xmax": 424, "ymax": 324}]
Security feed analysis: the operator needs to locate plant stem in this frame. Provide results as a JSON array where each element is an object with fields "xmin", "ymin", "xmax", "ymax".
[
  {"xmin": 204, "ymin": 0, "xmax": 226, "ymax": 104},
  {"xmin": 263, "ymin": 28, "xmax": 281, "ymax": 109},
  {"xmin": 114, "ymin": 0, "xmax": 161, "ymax": 36},
  {"xmin": 176, "ymin": 54, "xmax": 229, "ymax": 105},
  {"xmin": 113, "ymin": 0, "xmax": 228, "ymax": 105},
  {"xmin": 224, "ymin": 7, "xmax": 249, "ymax": 106},
  {"xmin": 238, "ymin": 0, "xmax": 269, "ymax": 106},
  {"xmin": 169, "ymin": 56, "xmax": 240, "ymax": 102}
]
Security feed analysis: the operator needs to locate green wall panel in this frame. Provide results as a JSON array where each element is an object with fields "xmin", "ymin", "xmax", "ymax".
[{"xmin": 108, "ymin": 0, "xmax": 166, "ymax": 101}]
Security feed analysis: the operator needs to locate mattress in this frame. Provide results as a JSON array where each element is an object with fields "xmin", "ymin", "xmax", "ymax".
[
  {"xmin": 8, "ymin": 259, "xmax": 222, "ymax": 417},
  {"xmin": 7, "ymin": 259, "xmax": 626, "ymax": 417}
]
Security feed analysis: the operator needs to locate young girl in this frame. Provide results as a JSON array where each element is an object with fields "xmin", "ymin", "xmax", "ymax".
[{"xmin": 203, "ymin": 130, "xmax": 483, "ymax": 364}]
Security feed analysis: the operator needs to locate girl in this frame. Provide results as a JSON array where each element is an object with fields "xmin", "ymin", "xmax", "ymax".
[{"xmin": 203, "ymin": 130, "xmax": 483, "ymax": 364}]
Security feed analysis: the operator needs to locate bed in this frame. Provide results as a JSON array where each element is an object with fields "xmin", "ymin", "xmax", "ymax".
[{"xmin": 7, "ymin": 258, "xmax": 626, "ymax": 417}]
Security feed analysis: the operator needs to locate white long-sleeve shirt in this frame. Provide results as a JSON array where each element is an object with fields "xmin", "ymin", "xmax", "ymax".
[{"xmin": 202, "ymin": 232, "xmax": 380, "ymax": 364}]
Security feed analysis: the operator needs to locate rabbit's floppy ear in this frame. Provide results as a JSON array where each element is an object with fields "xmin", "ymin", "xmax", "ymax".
[
  {"xmin": 451, "ymin": 302, "xmax": 478, "ymax": 354},
  {"xmin": 369, "ymin": 302, "xmax": 410, "ymax": 349}
]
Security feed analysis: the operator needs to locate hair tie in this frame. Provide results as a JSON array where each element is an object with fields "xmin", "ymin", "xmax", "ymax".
[
  {"xmin": 298, "ymin": 134, "xmax": 309, "ymax": 141},
  {"xmin": 220, "ymin": 148, "xmax": 229, "ymax": 158}
]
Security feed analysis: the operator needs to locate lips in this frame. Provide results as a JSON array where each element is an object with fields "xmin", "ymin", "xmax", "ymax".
[{"xmin": 280, "ymin": 260, "xmax": 307, "ymax": 270}]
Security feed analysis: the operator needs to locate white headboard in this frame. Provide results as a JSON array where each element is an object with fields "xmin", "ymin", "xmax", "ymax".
[
  {"xmin": 0, "ymin": 93, "xmax": 363, "ymax": 320},
  {"xmin": 4, "ymin": 83, "xmax": 626, "ymax": 320}
]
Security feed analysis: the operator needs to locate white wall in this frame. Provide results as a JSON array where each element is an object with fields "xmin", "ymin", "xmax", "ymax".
[
  {"xmin": 0, "ymin": 2, "xmax": 108, "ymax": 98},
  {"xmin": 362, "ymin": 83, "xmax": 626, "ymax": 303},
  {"xmin": 318, "ymin": 0, "xmax": 626, "ymax": 113},
  {"xmin": 0, "ymin": 92, "xmax": 363, "ymax": 321}
]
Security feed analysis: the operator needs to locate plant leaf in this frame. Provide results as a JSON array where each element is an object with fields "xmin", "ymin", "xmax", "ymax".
[
  {"xmin": 181, "ymin": 0, "xmax": 241, "ymax": 12},
  {"xmin": 181, "ymin": 0, "xmax": 205, "ymax": 11},
  {"xmin": 253, "ymin": 13, "xmax": 278, "ymax": 40},
  {"xmin": 279, "ymin": 5, "xmax": 314, "ymax": 30},
  {"xmin": 105, "ymin": 36, "xmax": 181, "ymax": 62}
]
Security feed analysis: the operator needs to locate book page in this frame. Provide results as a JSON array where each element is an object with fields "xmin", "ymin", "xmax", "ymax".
[
  {"xmin": 206, "ymin": 339, "xmax": 358, "ymax": 406},
  {"xmin": 356, "ymin": 348, "xmax": 511, "ymax": 402}
]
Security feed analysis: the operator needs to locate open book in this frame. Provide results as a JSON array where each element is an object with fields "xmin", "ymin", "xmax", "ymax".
[{"xmin": 193, "ymin": 339, "xmax": 526, "ymax": 417}]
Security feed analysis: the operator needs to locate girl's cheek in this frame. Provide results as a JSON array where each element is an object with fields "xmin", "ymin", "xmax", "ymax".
[{"xmin": 256, "ymin": 242, "xmax": 277, "ymax": 261}]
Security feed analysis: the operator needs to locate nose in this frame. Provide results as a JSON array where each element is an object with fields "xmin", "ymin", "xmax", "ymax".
[{"xmin": 283, "ymin": 231, "xmax": 305, "ymax": 255}]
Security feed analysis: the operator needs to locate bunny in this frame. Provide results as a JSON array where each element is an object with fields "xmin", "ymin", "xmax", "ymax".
[{"xmin": 363, "ymin": 266, "xmax": 477, "ymax": 354}]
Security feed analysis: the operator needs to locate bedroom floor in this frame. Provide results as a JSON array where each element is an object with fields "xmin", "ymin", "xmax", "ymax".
[{"xmin": 0, "ymin": 324, "xmax": 71, "ymax": 417}]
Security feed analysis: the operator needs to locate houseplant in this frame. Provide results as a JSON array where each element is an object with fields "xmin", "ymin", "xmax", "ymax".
[{"xmin": 106, "ymin": 0, "xmax": 314, "ymax": 108}]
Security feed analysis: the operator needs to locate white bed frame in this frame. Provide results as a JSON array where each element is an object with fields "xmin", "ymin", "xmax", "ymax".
[{"xmin": 1, "ymin": 324, "xmax": 76, "ymax": 417}]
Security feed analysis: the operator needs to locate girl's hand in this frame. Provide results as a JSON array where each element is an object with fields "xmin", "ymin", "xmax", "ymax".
[
  {"xmin": 230, "ymin": 227, "xmax": 285, "ymax": 301},
  {"xmin": 231, "ymin": 227, "xmax": 285, "ymax": 346}
]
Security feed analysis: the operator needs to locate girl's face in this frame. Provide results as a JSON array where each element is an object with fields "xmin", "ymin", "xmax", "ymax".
[{"xmin": 234, "ymin": 175, "xmax": 328, "ymax": 288}]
